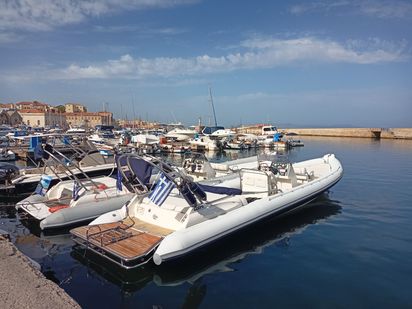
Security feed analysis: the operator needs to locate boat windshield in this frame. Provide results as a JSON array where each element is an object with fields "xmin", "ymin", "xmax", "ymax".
[{"xmin": 202, "ymin": 126, "xmax": 225, "ymax": 135}]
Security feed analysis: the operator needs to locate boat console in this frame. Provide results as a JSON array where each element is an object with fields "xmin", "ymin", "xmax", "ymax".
[{"xmin": 182, "ymin": 152, "xmax": 216, "ymax": 180}]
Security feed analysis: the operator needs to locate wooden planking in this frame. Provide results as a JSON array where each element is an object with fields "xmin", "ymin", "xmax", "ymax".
[
  {"xmin": 71, "ymin": 220, "xmax": 172, "ymax": 260},
  {"xmin": 101, "ymin": 233, "xmax": 160, "ymax": 259}
]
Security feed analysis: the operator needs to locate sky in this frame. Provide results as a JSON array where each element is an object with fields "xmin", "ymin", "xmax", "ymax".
[{"xmin": 0, "ymin": 0, "xmax": 411, "ymax": 128}]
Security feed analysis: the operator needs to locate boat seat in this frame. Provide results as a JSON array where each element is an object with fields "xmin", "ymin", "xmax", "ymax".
[
  {"xmin": 214, "ymin": 195, "xmax": 248, "ymax": 212},
  {"xmin": 159, "ymin": 195, "xmax": 191, "ymax": 212},
  {"xmin": 275, "ymin": 164, "xmax": 298, "ymax": 188},
  {"xmin": 240, "ymin": 169, "xmax": 270, "ymax": 198}
]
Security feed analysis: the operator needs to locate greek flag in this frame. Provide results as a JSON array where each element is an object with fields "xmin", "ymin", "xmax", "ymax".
[
  {"xmin": 73, "ymin": 180, "xmax": 81, "ymax": 201},
  {"xmin": 149, "ymin": 173, "xmax": 175, "ymax": 206}
]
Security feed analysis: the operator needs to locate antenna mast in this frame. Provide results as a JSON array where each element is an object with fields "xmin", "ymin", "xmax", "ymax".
[{"xmin": 208, "ymin": 86, "xmax": 218, "ymax": 127}]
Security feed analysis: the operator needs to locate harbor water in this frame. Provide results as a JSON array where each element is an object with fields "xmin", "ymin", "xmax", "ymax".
[{"xmin": 1, "ymin": 136, "xmax": 412, "ymax": 308}]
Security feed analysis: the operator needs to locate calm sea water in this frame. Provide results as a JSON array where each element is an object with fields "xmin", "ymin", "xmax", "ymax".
[{"xmin": 1, "ymin": 136, "xmax": 412, "ymax": 308}]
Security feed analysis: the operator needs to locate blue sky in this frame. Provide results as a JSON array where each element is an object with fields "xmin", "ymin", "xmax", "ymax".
[{"xmin": 0, "ymin": 0, "xmax": 411, "ymax": 127}]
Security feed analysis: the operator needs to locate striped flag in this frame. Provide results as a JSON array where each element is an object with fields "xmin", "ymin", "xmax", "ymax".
[{"xmin": 149, "ymin": 173, "xmax": 175, "ymax": 206}]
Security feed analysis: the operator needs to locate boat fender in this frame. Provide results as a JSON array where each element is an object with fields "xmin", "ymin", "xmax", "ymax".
[
  {"xmin": 48, "ymin": 205, "xmax": 69, "ymax": 213},
  {"xmin": 96, "ymin": 184, "xmax": 108, "ymax": 190}
]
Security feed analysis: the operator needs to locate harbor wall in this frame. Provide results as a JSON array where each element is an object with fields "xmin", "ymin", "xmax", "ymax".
[
  {"xmin": 0, "ymin": 235, "xmax": 80, "ymax": 309},
  {"xmin": 235, "ymin": 126, "xmax": 412, "ymax": 139},
  {"xmin": 284, "ymin": 128, "xmax": 412, "ymax": 139}
]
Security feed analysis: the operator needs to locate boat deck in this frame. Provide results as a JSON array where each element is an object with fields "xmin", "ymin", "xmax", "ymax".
[{"xmin": 70, "ymin": 218, "xmax": 173, "ymax": 268}]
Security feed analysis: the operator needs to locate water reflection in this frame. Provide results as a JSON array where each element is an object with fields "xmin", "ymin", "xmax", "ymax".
[{"xmin": 70, "ymin": 193, "xmax": 341, "ymax": 295}]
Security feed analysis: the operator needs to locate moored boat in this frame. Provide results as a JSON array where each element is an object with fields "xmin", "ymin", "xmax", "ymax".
[
  {"xmin": 16, "ymin": 154, "xmax": 165, "ymax": 230},
  {"xmin": 0, "ymin": 141, "xmax": 116, "ymax": 197},
  {"xmin": 71, "ymin": 153, "xmax": 343, "ymax": 269}
]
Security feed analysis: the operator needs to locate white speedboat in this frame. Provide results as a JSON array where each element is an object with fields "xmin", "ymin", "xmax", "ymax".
[
  {"xmin": 16, "ymin": 154, "xmax": 163, "ymax": 230},
  {"xmin": 66, "ymin": 127, "xmax": 87, "ymax": 134},
  {"xmin": 71, "ymin": 153, "xmax": 343, "ymax": 268},
  {"xmin": 165, "ymin": 128, "xmax": 197, "ymax": 142},
  {"xmin": 210, "ymin": 128, "xmax": 236, "ymax": 138},
  {"xmin": 16, "ymin": 175, "xmax": 133, "ymax": 230},
  {"xmin": 88, "ymin": 126, "xmax": 120, "ymax": 147},
  {"xmin": 88, "ymin": 133, "xmax": 120, "ymax": 147},
  {"xmin": 1, "ymin": 143, "xmax": 116, "ymax": 196},
  {"xmin": 189, "ymin": 135, "xmax": 222, "ymax": 151},
  {"xmin": 131, "ymin": 133, "xmax": 160, "ymax": 145},
  {"xmin": 258, "ymin": 135, "xmax": 290, "ymax": 149},
  {"xmin": 222, "ymin": 137, "xmax": 248, "ymax": 150}
]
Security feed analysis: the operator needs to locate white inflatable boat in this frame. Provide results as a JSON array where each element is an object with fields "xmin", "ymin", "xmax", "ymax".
[
  {"xmin": 71, "ymin": 153, "xmax": 343, "ymax": 269},
  {"xmin": 16, "ymin": 154, "xmax": 166, "ymax": 230}
]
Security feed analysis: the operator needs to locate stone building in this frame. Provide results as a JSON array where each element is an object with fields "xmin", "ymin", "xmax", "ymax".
[
  {"xmin": 65, "ymin": 111, "xmax": 113, "ymax": 128},
  {"xmin": 0, "ymin": 109, "xmax": 22, "ymax": 126},
  {"xmin": 18, "ymin": 109, "xmax": 66, "ymax": 128},
  {"xmin": 0, "ymin": 110, "xmax": 9, "ymax": 125},
  {"xmin": 65, "ymin": 103, "xmax": 87, "ymax": 113},
  {"xmin": 6, "ymin": 110, "xmax": 22, "ymax": 126},
  {"xmin": 0, "ymin": 103, "xmax": 16, "ymax": 109},
  {"xmin": 16, "ymin": 101, "xmax": 49, "ymax": 111}
]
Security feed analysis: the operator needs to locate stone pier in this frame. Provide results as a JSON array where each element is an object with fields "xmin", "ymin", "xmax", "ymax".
[
  {"xmin": 235, "ymin": 126, "xmax": 412, "ymax": 139},
  {"xmin": 0, "ymin": 236, "xmax": 80, "ymax": 309}
]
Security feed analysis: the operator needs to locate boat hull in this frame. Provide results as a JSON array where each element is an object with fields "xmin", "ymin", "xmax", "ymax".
[
  {"xmin": 17, "ymin": 193, "xmax": 133, "ymax": 230},
  {"xmin": 40, "ymin": 194, "xmax": 133, "ymax": 230},
  {"xmin": 153, "ymin": 156, "xmax": 343, "ymax": 265}
]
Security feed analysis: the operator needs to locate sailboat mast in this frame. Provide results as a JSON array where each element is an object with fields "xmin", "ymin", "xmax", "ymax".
[{"xmin": 208, "ymin": 86, "xmax": 218, "ymax": 127}]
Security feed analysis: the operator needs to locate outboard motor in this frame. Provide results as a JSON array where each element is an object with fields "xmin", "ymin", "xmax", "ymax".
[{"xmin": 0, "ymin": 163, "xmax": 19, "ymax": 185}]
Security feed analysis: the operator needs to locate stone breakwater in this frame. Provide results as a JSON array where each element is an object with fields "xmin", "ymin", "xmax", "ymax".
[
  {"xmin": 236, "ymin": 126, "xmax": 412, "ymax": 139},
  {"xmin": 283, "ymin": 128, "xmax": 412, "ymax": 139},
  {"xmin": 0, "ymin": 236, "xmax": 80, "ymax": 309}
]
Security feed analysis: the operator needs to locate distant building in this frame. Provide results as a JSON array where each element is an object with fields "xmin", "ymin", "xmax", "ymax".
[
  {"xmin": 0, "ymin": 110, "xmax": 9, "ymax": 125},
  {"xmin": 18, "ymin": 109, "xmax": 66, "ymax": 128},
  {"xmin": 66, "ymin": 111, "xmax": 113, "ymax": 128},
  {"xmin": 0, "ymin": 103, "xmax": 16, "ymax": 109},
  {"xmin": 117, "ymin": 119, "xmax": 158, "ymax": 129},
  {"xmin": 0, "ymin": 109, "xmax": 22, "ymax": 126},
  {"xmin": 16, "ymin": 101, "xmax": 49, "ymax": 111},
  {"xmin": 6, "ymin": 110, "xmax": 23, "ymax": 126},
  {"xmin": 65, "ymin": 103, "xmax": 87, "ymax": 113}
]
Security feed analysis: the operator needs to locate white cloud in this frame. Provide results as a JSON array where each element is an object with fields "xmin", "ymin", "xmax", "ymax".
[
  {"xmin": 290, "ymin": 0, "xmax": 412, "ymax": 19},
  {"xmin": 0, "ymin": 0, "xmax": 198, "ymax": 32},
  {"xmin": 359, "ymin": 0, "xmax": 412, "ymax": 19},
  {"xmin": 52, "ymin": 37, "xmax": 407, "ymax": 80},
  {"xmin": 63, "ymin": 64, "xmax": 107, "ymax": 79},
  {"xmin": 92, "ymin": 24, "xmax": 187, "ymax": 37}
]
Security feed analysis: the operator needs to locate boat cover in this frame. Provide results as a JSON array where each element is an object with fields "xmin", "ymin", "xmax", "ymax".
[
  {"xmin": 116, "ymin": 155, "xmax": 153, "ymax": 187},
  {"xmin": 198, "ymin": 183, "xmax": 242, "ymax": 195}
]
